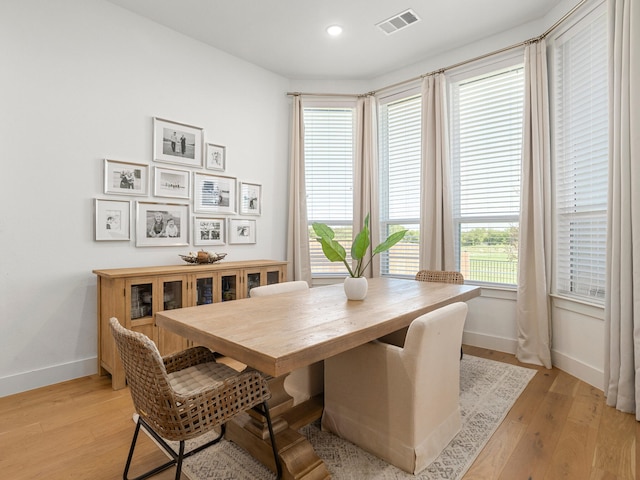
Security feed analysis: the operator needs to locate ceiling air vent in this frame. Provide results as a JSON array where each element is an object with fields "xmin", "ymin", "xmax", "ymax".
[{"xmin": 376, "ymin": 9, "xmax": 420, "ymax": 35}]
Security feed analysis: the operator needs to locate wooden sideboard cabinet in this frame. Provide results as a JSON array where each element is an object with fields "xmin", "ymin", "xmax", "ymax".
[{"xmin": 93, "ymin": 260, "xmax": 287, "ymax": 389}]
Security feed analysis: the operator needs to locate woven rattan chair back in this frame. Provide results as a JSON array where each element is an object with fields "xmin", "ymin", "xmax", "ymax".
[
  {"xmin": 415, "ymin": 270, "xmax": 464, "ymax": 285},
  {"xmin": 110, "ymin": 320, "xmax": 176, "ymax": 437}
]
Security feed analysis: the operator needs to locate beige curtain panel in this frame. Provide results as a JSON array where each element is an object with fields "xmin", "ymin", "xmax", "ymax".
[
  {"xmin": 604, "ymin": 0, "xmax": 640, "ymax": 419},
  {"xmin": 419, "ymin": 73, "xmax": 455, "ymax": 271},
  {"xmin": 354, "ymin": 95, "xmax": 380, "ymax": 278},
  {"xmin": 286, "ymin": 95, "xmax": 312, "ymax": 284},
  {"xmin": 516, "ymin": 40, "xmax": 552, "ymax": 369}
]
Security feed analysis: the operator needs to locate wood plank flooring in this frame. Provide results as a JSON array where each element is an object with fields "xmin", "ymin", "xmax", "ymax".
[{"xmin": 0, "ymin": 347, "xmax": 636, "ymax": 480}]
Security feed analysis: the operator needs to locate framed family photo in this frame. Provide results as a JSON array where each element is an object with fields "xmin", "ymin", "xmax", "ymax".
[
  {"xmin": 154, "ymin": 166, "xmax": 190, "ymax": 199},
  {"xmin": 228, "ymin": 218, "xmax": 256, "ymax": 244},
  {"xmin": 95, "ymin": 198, "xmax": 131, "ymax": 241},
  {"xmin": 239, "ymin": 182, "xmax": 262, "ymax": 215},
  {"xmin": 193, "ymin": 216, "xmax": 225, "ymax": 246},
  {"xmin": 104, "ymin": 159, "xmax": 148, "ymax": 196},
  {"xmin": 153, "ymin": 117, "xmax": 203, "ymax": 167},
  {"xmin": 205, "ymin": 143, "xmax": 226, "ymax": 171},
  {"xmin": 136, "ymin": 201, "xmax": 189, "ymax": 247},
  {"xmin": 193, "ymin": 173, "xmax": 236, "ymax": 214}
]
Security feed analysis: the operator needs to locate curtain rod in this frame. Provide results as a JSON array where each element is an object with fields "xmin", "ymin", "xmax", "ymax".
[{"xmin": 286, "ymin": 0, "xmax": 587, "ymax": 98}]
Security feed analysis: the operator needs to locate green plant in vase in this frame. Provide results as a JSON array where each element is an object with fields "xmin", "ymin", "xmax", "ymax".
[{"xmin": 312, "ymin": 214, "xmax": 407, "ymax": 278}]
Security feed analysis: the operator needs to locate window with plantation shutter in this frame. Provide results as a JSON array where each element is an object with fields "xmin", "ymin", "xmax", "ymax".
[
  {"xmin": 552, "ymin": 3, "xmax": 608, "ymax": 303},
  {"xmin": 378, "ymin": 93, "xmax": 422, "ymax": 276},
  {"xmin": 304, "ymin": 105, "xmax": 355, "ymax": 276},
  {"xmin": 450, "ymin": 64, "xmax": 524, "ymax": 286}
]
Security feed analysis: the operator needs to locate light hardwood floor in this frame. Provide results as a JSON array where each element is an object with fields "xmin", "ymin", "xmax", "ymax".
[{"xmin": 0, "ymin": 347, "xmax": 637, "ymax": 479}]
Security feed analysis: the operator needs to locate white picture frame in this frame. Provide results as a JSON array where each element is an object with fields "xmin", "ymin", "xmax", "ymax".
[
  {"xmin": 193, "ymin": 173, "xmax": 236, "ymax": 214},
  {"xmin": 154, "ymin": 166, "xmax": 190, "ymax": 199},
  {"xmin": 104, "ymin": 159, "xmax": 148, "ymax": 196},
  {"xmin": 153, "ymin": 117, "xmax": 203, "ymax": 167},
  {"xmin": 136, "ymin": 201, "xmax": 189, "ymax": 247},
  {"xmin": 193, "ymin": 216, "xmax": 226, "ymax": 246},
  {"xmin": 95, "ymin": 198, "xmax": 131, "ymax": 241},
  {"xmin": 239, "ymin": 181, "xmax": 262, "ymax": 216},
  {"xmin": 228, "ymin": 218, "xmax": 256, "ymax": 244},
  {"xmin": 205, "ymin": 143, "xmax": 226, "ymax": 171}
]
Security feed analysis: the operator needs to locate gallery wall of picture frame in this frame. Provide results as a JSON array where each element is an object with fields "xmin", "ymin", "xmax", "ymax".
[{"xmin": 94, "ymin": 116, "xmax": 263, "ymax": 249}]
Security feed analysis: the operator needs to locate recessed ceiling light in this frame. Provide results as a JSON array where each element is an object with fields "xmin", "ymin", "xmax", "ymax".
[{"xmin": 326, "ymin": 25, "xmax": 343, "ymax": 37}]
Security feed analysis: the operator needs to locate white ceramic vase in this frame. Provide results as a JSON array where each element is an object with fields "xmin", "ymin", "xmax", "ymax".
[{"xmin": 344, "ymin": 276, "xmax": 368, "ymax": 301}]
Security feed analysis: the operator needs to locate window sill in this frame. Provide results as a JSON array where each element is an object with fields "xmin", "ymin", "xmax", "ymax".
[{"xmin": 550, "ymin": 294, "xmax": 604, "ymax": 321}]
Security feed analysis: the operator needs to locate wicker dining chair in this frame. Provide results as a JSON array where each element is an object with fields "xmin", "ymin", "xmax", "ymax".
[
  {"xmin": 415, "ymin": 270, "xmax": 465, "ymax": 284},
  {"xmin": 109, "ymin": 318, "xmax": 281, "ymax": 480},
  {"xmin": 415, "ymin": 270, "xmax": 465, "ymax": 359}
]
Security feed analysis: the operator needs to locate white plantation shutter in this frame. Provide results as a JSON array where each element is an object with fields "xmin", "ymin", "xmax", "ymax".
[
  {"xmin": 450, "ymin": 66, "xmax": 524, "ymax": 285},
  {"xmin": 304, "ymin": 106, "xmax": 355, "ymax": 275},
  {"xmin": 378, "ymin": 93, "xmax": 422, "ymax": 275},
  {"xmin": 553, "ymin": 5, "xmax": 608, "ymax": 302}
]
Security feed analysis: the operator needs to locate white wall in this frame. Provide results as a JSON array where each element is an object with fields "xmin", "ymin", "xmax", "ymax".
[{"xmin": 0, "ymin": 0, "xmax": 290, "ymax": 396}]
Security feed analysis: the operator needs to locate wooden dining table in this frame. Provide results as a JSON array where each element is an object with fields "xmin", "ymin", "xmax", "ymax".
[{"xmin": 156, "ymin": 277, "xmax": 480, "ymax": 479}]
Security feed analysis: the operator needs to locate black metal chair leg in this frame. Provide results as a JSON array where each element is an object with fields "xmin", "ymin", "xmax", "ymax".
[
  {"xmin": 123, "ymin": 419, "xmax": 143, "ymax": 480},
  {"xmin": 124, "ymin": 417, "xmax": 225, "ymax": 480},
  {"xmin": 253, "ymin": 401, "xmax": 282, "ymax": 479},
  {"xmin": 174, "ymin": 441, "xmax": 185, "ymax": 480},
  {"xmin": 123, "ymin": 418, "xmax": 177, "ymax": 480}
]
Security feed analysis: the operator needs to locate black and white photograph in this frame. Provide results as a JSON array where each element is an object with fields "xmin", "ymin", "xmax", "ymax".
[
  {"xmin": 193, "ymin": 173, "xmax": 236, "ymax": 214},
  {"xmin": 194, "ymin": 216, "xmax": 225, "ymax": 246},
  {"xmin": 205, "ymin": 143, "xmax": 226, "ymax": 171},
  {"xmin": 153, "ymin": 117, "xmax": 203, "ymax": 167},
  {"xmin": 228, "ymin": 218, "xmax": 256, "ymax": 244},
  {"xmin": 154, "ymin": 166, "xmax": 190, "ymax": 199},
  {"xmin": 136, "ymin": 201, "xmax": 189, "ymax": 247},
  {"xmin": 95, "ymin": 199, "xmax": 131, "ymax": 241},
  {"xmin": 104, "ymin": 159, "xmax": 148, "ymax": 196},
  {"xmin": 239, "ymin": 181, "xmax": 262, "ymax": 215}
]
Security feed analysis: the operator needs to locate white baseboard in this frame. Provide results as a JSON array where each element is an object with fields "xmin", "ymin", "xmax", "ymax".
[
  {"xmin": 551, "ymin": 349, "xmax": 604, "ymax": 391},
  {"xmin": 463, "ymin": 331, "xmax": 604, "ymax": 391},
  {"xmin": 0, "ymin": 357, "xmax": 98, "ymax": 398},
  {"xmin": 0, "ymin": 342, "xmax": 606, "ymax": 397},
  {"xmin": 463, "ymin": 331, "xmax": 518, "ymax": 355}
]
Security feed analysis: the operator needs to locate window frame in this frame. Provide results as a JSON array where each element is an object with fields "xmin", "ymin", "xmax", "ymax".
[
  {"xmin": 377, "ymin": 87, "xmax": 423, "ymax": 277},
  {"xmin": 303, "ymin": 99, "xmax": 357, "ymax": 278},
  {"xmin": 448, "ymin": 52, "xmax": 525, "ymax": 287},
  {"xmin": 548, "ymin": 0, "xmax": 609, "ymax": 305}
]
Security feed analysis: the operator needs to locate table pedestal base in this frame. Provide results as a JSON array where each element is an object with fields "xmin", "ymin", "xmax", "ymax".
[{"xmin": 225, "ymin": 379, "xmax": 330, "ymax": 479}]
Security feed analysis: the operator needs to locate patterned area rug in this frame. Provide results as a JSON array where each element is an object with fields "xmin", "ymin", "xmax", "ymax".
[{"xmin": 147, "ymin": 355, "xmax": 536, "ymax": 480}]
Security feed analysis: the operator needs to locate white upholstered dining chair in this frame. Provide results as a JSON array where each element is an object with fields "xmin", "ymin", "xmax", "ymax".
[
  {"xmin": 249, "ymin": 280, "xmax": 323, "ymax": 405},
  {"xmin": 415, "ymin": 270, "xmax": 465, "ymax": 359},
  {"xmin": 322, "ymin": 302, "xmax": 468, "ymax": 475},
  {"xmin": 249, "ymin": 280, "xmax": 310, "ymax": 297}
]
